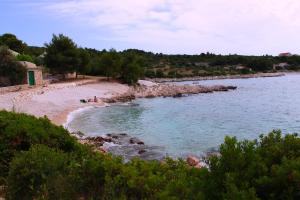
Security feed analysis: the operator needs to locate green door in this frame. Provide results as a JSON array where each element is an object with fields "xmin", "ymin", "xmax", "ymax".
[{"xmin": 28, "ymin": 71, "xmax": 35, "ymax": 86}]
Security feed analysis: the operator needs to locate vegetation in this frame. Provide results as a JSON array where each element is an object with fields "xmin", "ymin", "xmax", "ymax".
[
  {"xmin": 2, "ymin": 32, "xmax": 300, "ymax": 85},
  {"xmin": 0, "ymin": 46, "xmax": 26, "ymax": 87},
  {"xmin": 16, "ymin": 54, "xmax": 34, "ymax": 63},
  {"xmin": 0, "ymin": 111, "xmax": 299, "ymax": 199},
  {"xmin": 44, "ymin": 34, "xmax": 81, "ymax": 77},
  {"xmin": 0, "ymin": 33, "xmax": 27, "ymax": 53}
]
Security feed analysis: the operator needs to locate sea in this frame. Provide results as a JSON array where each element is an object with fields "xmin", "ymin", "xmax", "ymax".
[{"xmin": 67, "ymin": 73, "xmax": 300, "ymax": 160}]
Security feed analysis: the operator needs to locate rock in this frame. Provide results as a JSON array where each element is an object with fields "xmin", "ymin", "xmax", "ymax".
[
  {"xmin": 72, "ymin": 131, "xmax": 85, "ymax": 137},
  {"xmin": 103, "ymin": 138, "xmax": 112, "ymax": 143},
  {"xmin": 129, "ymin": 137, "xmax": 144, "ymax": 145},
  {"xmin": 173, "ymin": 93, "xmax": 183, "ymax": 98},
  {"xmin": 186, "ymin": 156, "xmax": 200, "ymax": 167},
  {"xmin": 137, "ymin": 141, "xmax": 144, "ymax": 145},
  {"xmin": 227, "ymin": 86, "xmax": 237, "ymax": 90},
  {"xmin": 138, "ymin": 149, "xmax": 146, "ymax": 154},
  {"xmin": 99, "ymin": 147, "xmax": 107, "ymax": 153}
]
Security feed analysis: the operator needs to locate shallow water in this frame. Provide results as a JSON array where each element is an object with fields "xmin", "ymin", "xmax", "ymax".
[{"xmin": 68, "ymin": 73, "xmax": 300, "ymax": 158}]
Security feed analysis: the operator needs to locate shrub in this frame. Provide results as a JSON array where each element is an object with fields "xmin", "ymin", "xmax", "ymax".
[
  {"xmin": 0, "ymin": 111, "xmax": 78, "ymax": 183},
  {"xmin": 16, "ymin": 54, "xmax": 34, "ymax": 62},
  {"xmin": 7, "ymin": 145, "xmax": 72, "ymax": 200},
  {"xmin": 2, "ymin": 111, "xmax": 300, "ymax": 199}
]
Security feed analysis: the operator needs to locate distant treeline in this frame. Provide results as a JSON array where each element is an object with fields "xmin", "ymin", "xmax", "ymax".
[{"xmin": 1, "ymin": 33, "xmax": 300, "ymax": 84}]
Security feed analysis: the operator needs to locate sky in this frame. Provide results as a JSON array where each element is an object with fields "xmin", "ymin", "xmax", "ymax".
[{"xmin": 0, "ymin": 0, "xmax": 299, "ymax": 55}]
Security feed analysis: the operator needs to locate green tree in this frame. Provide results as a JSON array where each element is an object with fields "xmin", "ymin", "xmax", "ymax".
[
  {"xmin": 99, "ymin": 49, "xmax": 121, "ymax": 80},
  {"xmin": 0, "ymin": 33, "xmax": 27, "ymax": 53},
  {"xmin": 120, "ymin": 52, "xmax": 143, "ymax": 84},
  {"xmin": 0, "ymin": 46, "xmax": 26, "ymax": 86},
  {"xmin": 76, "ymin": 48, "xmax": 91, "ymax": 76},
  {"xmin": 44, "ymin": 34, "xmax": 80, "ymax": 77}
]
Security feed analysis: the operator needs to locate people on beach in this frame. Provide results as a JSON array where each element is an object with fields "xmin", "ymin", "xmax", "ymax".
[{"xmin": 81, "ymin": 96, "xmax": 98, "ymax": 103}]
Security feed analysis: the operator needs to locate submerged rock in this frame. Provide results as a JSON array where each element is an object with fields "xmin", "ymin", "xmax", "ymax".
[{"xmin": 129, "ymin": 137, "xmax": 144, "ymax": 145}]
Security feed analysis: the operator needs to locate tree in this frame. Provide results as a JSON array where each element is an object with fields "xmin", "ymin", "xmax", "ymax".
[
  {"xmin": 0, "ymin": 33, "xmax": 27, "ymax": 53},
  {"xmin": 0, "ymin": 46, "xmax": 26, "ymax": 86},
  {"xmin": 44, "ymin": 34, "xmax": 80, "ymax": 76},
  {"xmin": 120, "ymin": 52, "xmax": 143, "ymax": 84},
  {"xmin": 76, "ymin": 48, "xmax": 91, "ymax": 76},
  {"xmin": 98, "ymin": 49, "xmax": 121, "ymax": 80}
]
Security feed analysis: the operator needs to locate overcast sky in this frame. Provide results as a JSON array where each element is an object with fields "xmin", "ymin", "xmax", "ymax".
[{"xmin": 0, "ymin": 0, "xmax": 299, "ymax": 55}]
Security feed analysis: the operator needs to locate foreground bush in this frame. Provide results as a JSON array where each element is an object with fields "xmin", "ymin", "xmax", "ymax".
[
  {"xmin": 1, "ymin": 111, "xmax": 300, "ymax": 199},
  {"xmin": 0, "ymin": 111, "xmax": 78, "ymax": 184}
]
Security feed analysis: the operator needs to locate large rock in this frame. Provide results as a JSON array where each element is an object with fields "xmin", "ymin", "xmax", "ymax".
[{"xmin": 186, "ymin": 156, "xmax": 200, "ymax": 166}]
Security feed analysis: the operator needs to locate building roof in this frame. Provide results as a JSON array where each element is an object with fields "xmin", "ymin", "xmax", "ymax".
[
  {"xmin": 17, "ymin": 61, "xmax": 39, "ymax": 69},
  {"xmin": 279, "ymin": 52, "xmax": 292, "ymax": 57},
  {"xmin": 8, "ymin": 49, "xmax": 20, "ymax": 57}
]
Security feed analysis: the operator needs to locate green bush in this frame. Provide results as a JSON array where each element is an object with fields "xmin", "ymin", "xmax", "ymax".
[
  {"xmin": 7, "ymin": 145, "xmax": 108, "ymax": 200},
  {"xmin": 1, "ymin": 111, "xmax": 300, "ymax": 199},
  {"xmin": 0, "ymin": 111, "xmax": 78, "ymax": 183},
  {"xmin": 7, "ymin": 145, "xmax": 72, "ymax": 200},
  {"xmin": 16, "ymin": 54, "xmax": 34, "ymax": 62}
]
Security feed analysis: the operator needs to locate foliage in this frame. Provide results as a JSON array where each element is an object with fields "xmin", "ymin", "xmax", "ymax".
[
  {"xmin": 76, "ymin": 48, "xmax": 91, "ymax": 75},
  {"xmin": 0, "ymin": 110, "xmax": 78, "ymax": 183},
  {"xmin": 16, "ymin": 54, "xmax": 34, "ymax": 62},
  {"xmin": 44, "ymin": 34, "xmax": 80, "ymax": 75},
  {"xmin": 98, "ymin": 49, "xmax": 121, "ymax": 80},
  {"xmin": 206, "ymin": 130, "xmax": 300, "ymax": 199},
  {"xmin": 7, "ymin": 145, "xmax": 72, "ymax": 200},
  {"xmin": 1, "ymin": 111, "xmax": 300, "ymax": 199},
  {"xmin": 120, "ymin": 52, "xmax": 144, "ymax": 84},
  {"xmin": 0, "ymin": 46, "xmax": 26, "ymax": 86},
  {"xmin": 0, "ymin": 33, "xmax": 27, "ymax": 53}
]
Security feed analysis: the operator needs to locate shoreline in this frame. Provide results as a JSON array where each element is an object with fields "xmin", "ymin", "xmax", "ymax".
[
  {"xmin": 62, "ymin": 84, "xmax": 238, "ymax": 129},
  {"xmin": 149, "ymin": 72, "xmax": 285, "ymax": 83}
]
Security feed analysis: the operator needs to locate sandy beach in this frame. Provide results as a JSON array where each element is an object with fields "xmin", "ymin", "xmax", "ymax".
[{"xmin": 0, "ymin": 80, "xmax": 130, "ymax": 126}]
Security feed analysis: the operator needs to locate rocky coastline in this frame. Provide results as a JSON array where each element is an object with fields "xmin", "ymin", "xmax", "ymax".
[
  {"xmin": 74, "ymin": 133, "xmax": 166, "ymax": 162},
  {"xmin": 150, "ymin": 72, "xmax": 285, "ymax": 83},
  {"xmin": 100, "ymin": 82, "xmax": 237, "ymax": 103},
  {"xmin": 73, "ymin": 132, "xmax": 210, "ymax": 167}
]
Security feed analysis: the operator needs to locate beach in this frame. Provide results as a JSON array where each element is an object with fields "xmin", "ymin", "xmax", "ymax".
[{"xmin": 0, "ymin": 80, "xmax": 130, "ymax": 126}]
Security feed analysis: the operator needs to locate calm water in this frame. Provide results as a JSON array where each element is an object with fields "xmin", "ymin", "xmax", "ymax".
[{"xmin": 68, "ymin": 73, "xmax": 300, "ymax": 158}]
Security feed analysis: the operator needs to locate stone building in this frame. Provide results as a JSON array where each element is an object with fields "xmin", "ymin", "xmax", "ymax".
[{"xmin": 18, "ymin": 61, "xmax": 43, "ymax": 86}]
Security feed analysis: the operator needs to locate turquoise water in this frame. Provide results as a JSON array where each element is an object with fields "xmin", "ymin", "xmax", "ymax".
[{"xmin": 68, "ymin": 73, "xmax": 300, "ymax": 158}]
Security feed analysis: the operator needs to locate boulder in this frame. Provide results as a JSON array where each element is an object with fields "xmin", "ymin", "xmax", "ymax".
[
  {"xmin": 129, "ymin": 137, "xmax": 144, "ymax": 145},
  {"xmin": 138, "ymin": 149, "xmax": 146, "ymax": 154},
  {"xmin": 186, "ymin": 156, "xmax": 200, "ymax": 166}
]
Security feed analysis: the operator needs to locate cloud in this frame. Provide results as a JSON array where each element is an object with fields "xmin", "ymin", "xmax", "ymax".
[{"xmin": 32, "ymin": 0, "xmax": 300, "ymax": 54}]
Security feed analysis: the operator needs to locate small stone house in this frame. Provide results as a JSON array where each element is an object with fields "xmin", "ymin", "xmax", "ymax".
[{"xmin": 18, "ymin": 61, "xmax": 43, "ymax": 86}]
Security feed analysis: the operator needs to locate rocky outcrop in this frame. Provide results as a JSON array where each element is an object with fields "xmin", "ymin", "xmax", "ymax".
[
  {"xmin": 150, "ymin": 72, "xmax": 285, "ymax": 83},
  {"xmin": 96, "ymin": 82, "xmax": 237, "ymax": 104},
  {"xmin": 186, "ymin": 156, "xmax": 200, "ymax": 166},
  {"xmin": 133, "ymin": 83, "xmax": 237, "ymax": 99},
  {"xmin": 102, "ymin": 94, "xmax": 135, "ymax": 103}
]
